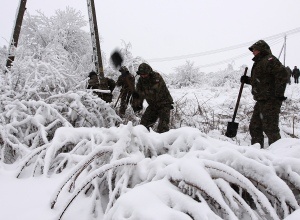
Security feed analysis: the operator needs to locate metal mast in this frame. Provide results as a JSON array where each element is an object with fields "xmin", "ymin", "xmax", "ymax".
[
  {"xmin": 87, "ymin": 0, "xmax": 104, "ymax": 78},
  {"xmin": 6, "ymin": 0, "xmax": 27, "ymax": 69}
]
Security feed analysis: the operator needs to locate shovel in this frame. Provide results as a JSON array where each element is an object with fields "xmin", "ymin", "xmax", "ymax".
[
  {"xmin": 110, "ymin": 49, "xmax": 123, "ymax": 68},
  {"xmin": 225, "ymin": 67, "xmax": 248, "ymax": 138}
]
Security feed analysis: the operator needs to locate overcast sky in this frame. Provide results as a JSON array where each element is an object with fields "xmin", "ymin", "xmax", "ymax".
[{"xmin": 1, "ymin": 0, "xmax": 300, "ymax": 74}]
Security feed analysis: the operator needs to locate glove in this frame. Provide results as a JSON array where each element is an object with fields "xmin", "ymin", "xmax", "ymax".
[
  {"xmin": 240, "ymin": 75, "xmax": 250, "ymax": 84},
  {"xmin": 132, "ymin": 91, "xmax": 140, "ymax": 99},
  {"xmin": 132, "ymin": 105, "xmax": 143, "ymax": 112},
  {"xmin": 276, "ymin": 96, "xmax": 287, "ymax": 101}
]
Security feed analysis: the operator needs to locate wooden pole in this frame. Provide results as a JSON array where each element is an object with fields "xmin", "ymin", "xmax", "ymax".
[
  {"xmin": 6, "ymin": 0, "xmax": 27, "ymax": 69},
  {"xmin": 87, "ymin": 0, "xmax": 104, "ymax": 78},
  {"xmin": 283, "ymin": 35, "xmax": 286, "ymax": 66}
]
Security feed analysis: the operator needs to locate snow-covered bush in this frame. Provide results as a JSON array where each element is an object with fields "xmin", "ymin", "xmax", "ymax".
[
  {"xmin": 169, "ymin": 60, "xmax": 203, "ymax": 88},
  {"xmin": 15, "ymin": 124, "xmax": 300, "ymax": 220}
]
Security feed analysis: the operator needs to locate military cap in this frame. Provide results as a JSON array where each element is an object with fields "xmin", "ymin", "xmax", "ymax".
[
  {"xmin": 119, "ymin": 66, "xmax": 129, "ymax": 73},
  {"xmin": 88, "ymin": 71, "xmax": 98, "ymax": 77},
  {"xmin": 249, "ymin": 40, "xmax": 270, "ymax": 53},
  {"xmin": 136, "ymin": 63, "xmax": 153, "ymax": 75}
]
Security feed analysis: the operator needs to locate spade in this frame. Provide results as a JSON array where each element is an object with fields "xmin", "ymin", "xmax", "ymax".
[
  {"xmin": 110, "ymin": 49, "xmax": 123, "ymax": 68},
  {"xmin": 225, "ymin": 67, "xmax": 248, "ymax": 138}
]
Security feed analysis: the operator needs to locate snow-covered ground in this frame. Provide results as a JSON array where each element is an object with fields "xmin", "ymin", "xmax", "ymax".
[{"xmin": 1, "ymin": 83, "xmax": 300, "ymax": 220}]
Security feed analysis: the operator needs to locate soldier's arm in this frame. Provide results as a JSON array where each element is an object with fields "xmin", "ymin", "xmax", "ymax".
[
  {"xmin": 116, "ymin": 76, "xmax": 123, "ymax": 87},
  {"xmin": 108, "ymin": 78, "xmax": 116, "ymax": 92},
  {"xmin": 124, "ymin": 75, "xmax": 135, "ymax": 92}
]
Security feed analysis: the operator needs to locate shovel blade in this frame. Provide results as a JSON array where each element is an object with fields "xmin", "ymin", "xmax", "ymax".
[
  {"xmin": 225, "ymin": 121, "xmax": 239, "ymax": 138},
  {"xmin": 110, "ymin": 50, "xmax": 123, "ymax": 68}
]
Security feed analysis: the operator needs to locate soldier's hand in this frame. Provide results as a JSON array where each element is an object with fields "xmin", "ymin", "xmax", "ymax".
[
  {"xmin": 276, "ymin": 96, "xmax": 287, "ymax": 101},
  {"xmin": 133, "ymin": 105, "xmax": 143, "ymax": 113},
  {"xmin": 132, "ymin": 91, "xmax": 139, "ymax": 99},
  {"xmin": 240, "ymin": 75, "xmax": 250, "ymax": 84}
]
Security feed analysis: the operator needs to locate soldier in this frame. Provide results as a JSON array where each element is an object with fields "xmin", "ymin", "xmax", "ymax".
[
  {"xmin": 116, "ymin": 66, "xmax": 135, "ymax": 116},
  {"xmin": 240, "ymin": 40, "xmax": 288, "ymax": 148},
  {"xmin": 132, "ymin": 63, "xmax": 173, "ymax": 133},
  {"xmin": 292, "ymin": 66, "xmax": 300, "ymax": 84},
  {"xmin": 285, "ymin": 66, "xmax": 292, "ymax": 85},
  {"xmin": 87, "ymin": 71, "xmax": 116, "ymax": 103}
]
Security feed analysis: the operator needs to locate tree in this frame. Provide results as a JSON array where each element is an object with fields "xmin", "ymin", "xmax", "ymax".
[
  {"xmin": 19, "ymin": 7, "xmax": 93, "ymax": 73},
  {"xmin": 170, "ymin": 60, "xmax": 202, "ymax": 88},
  {"xmin": 0, "ymin": 7, "xmax": 121, "ymax": 163}
]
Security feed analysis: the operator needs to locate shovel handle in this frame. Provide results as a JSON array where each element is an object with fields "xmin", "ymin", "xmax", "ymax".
[{"xmin": 232, "ymin": 67, "xmax": 248, "ymax": 122}]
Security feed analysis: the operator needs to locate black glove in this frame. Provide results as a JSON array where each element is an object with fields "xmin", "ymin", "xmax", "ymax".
[
  {"xmin": 240, "ymin": 75, "xmax": 250, "ymax": 84},
  {"xmin": 132, "ymin": 91, "xmax": 139, "ymax": 99},
  {"xmin": 276, "ymin": 96, "xmax": 287, "ymax": 101},
  {"xmin": 132, "ymin": 105, "xmax": 143, "ymax": 112}
]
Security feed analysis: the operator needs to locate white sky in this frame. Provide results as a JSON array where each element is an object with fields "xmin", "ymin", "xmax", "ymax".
[{"xmin": 1, "ymin": 0, "xmax": 300, "ymax": 73}]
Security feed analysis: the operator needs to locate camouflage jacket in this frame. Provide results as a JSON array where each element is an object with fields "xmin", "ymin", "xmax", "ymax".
[
  {"xmin": 136, "ymin": 71, "xmax": 173, "ymax": 107},
  {"xmin": 250, "ymin": 53, "xmax": 288, "ymax": 101},
  {"xmin": 116, "ymin": 72, "xmax": 135, "ymax": 94},
  {"xmin": 292, "ymin": 68, "xmax": 300, "ymax": 77},
  {"xmin": 88, "ymin": 76, "xmax": 116, "ymax": 92}
]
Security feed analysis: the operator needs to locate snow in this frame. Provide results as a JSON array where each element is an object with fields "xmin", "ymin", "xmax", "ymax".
[{"xmin": 0, "ymin": 83, "xmax": 300, "ymax": 219}]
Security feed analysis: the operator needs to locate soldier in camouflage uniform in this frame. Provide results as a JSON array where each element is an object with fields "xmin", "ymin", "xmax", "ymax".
[
  {"xmin": 292, "ymin": 66, "xmax": 300, "ymax": 84},
  {"xmin": 87, "ymin": 71, "xmax": 116, "ymax": 103},
  {"xmin": 241, "ymin": 40, "xmax": 288, "ymax": 148},
  {"xmin": 116, "ymin": 66, "xmax": 135, "ymax": 116},
  {"xmin": 132, "ymin": 63, "xmax": 173, "ymax": 133}
]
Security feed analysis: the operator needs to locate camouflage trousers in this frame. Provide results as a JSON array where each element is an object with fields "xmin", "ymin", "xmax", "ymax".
[
  {"xmin": 119, "ymin": 91, "xmax": 132, "ymax": 115},
  {"xmin": 249, "ymin": 99, "xmax": 282, "ymax": 148},
  {"xmin": 96, "ymin": 92, "xmax": 113, "ymax": 103},
  {"xmin": 140, "ymin": 105, "xmax": 172, "ymax": 133}
]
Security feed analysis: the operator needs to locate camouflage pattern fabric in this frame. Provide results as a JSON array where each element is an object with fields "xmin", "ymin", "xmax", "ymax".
[
  {"xmin": 285, "ymin": 66, "xmax": 292, "ymax": 84},
  {"xmin": 292, "ymin": 67, "xmax": 300, "ymax": 83},
  {"xmin": 249, "ymin": 99, "xmax": 282, "ymax": 148},
  {"xmin": 136, "ymin": 62, "xmax": 153, "ymax": 75},
  {"xmin": 133, "ymin": 64, "xmax": 173, "ymax": 133},
  {"xmin": 249, "ymin": 41, "xmax": 288, "ymax": 101},
  {"xmin": 116, "ymin": 70, "xmax": 135, "ymax": 115},
  {"xmin": 87, "ymin": 74, "xmax": 116, "ymax": 103},
  {"xmin": 247, "ymin": 40, "xmax": 288, "ymax": 147},
  {"xmin": 140, "ymin": 105, "xmax": 171, "ymax": 133}
]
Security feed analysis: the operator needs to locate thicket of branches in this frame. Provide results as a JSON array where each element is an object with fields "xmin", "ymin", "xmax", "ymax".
[{"xmin": 0, "ymin": 7, "xmax": 122, "ymax": 163}]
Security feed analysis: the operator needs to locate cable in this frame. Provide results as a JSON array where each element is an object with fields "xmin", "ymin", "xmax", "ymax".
[{"xmin": 147, "ymin": 27, "xmax": 300, "ymax": 62}]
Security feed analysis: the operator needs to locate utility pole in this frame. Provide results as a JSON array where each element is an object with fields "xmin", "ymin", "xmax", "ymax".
[
  {"xmin": 283, "ymin": 35, "xmax": 286, "ymax": 66},
  {"xmin": 87, "ymin": 0, "xmax": 104, "ymax": 78},
  {"xmin": 6, "ymin": 0, "xmax": 27, "ymax": 69},
  {"xmin": 278, "ymin": 35, "xmax": 287, "ymax": 66}
]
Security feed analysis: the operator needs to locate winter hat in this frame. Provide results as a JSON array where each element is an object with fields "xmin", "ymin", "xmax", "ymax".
[{"xmin": 136, "ymin": 63, "xmax": 153, "ymax": 75}]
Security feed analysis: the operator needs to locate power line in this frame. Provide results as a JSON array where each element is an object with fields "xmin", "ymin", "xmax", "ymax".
[
  {"xmin": 197, "ymin": 38, "xmax": 284, "ymax": 69},
  {"xmin": 147, "ymin": 27, "xmax": 300, "ymax": 62}
]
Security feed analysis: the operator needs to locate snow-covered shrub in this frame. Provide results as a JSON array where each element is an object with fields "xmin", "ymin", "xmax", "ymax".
[
  {"xmin": 0, "ymin": 88, "xmax": 121, "ymax": 163},
  {"xmin": 15, "ymin": 124, "xmax": 300, "ymax": 219},
  {"xmin": 169, "ymin": 61, "xmax": 203, "ymax": 88}
]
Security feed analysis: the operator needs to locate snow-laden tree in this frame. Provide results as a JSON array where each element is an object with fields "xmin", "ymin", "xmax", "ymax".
[
  {"xmin": 169, "ymin": 60, "xmax": 203, "ymax": 88},
  {"xmin": 0, "ymin": 8, "xmax": 121, "ymax": 164},
  {"xmin": 19, "ymin": 7, "xmax": 93, "ymax": 74}
]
